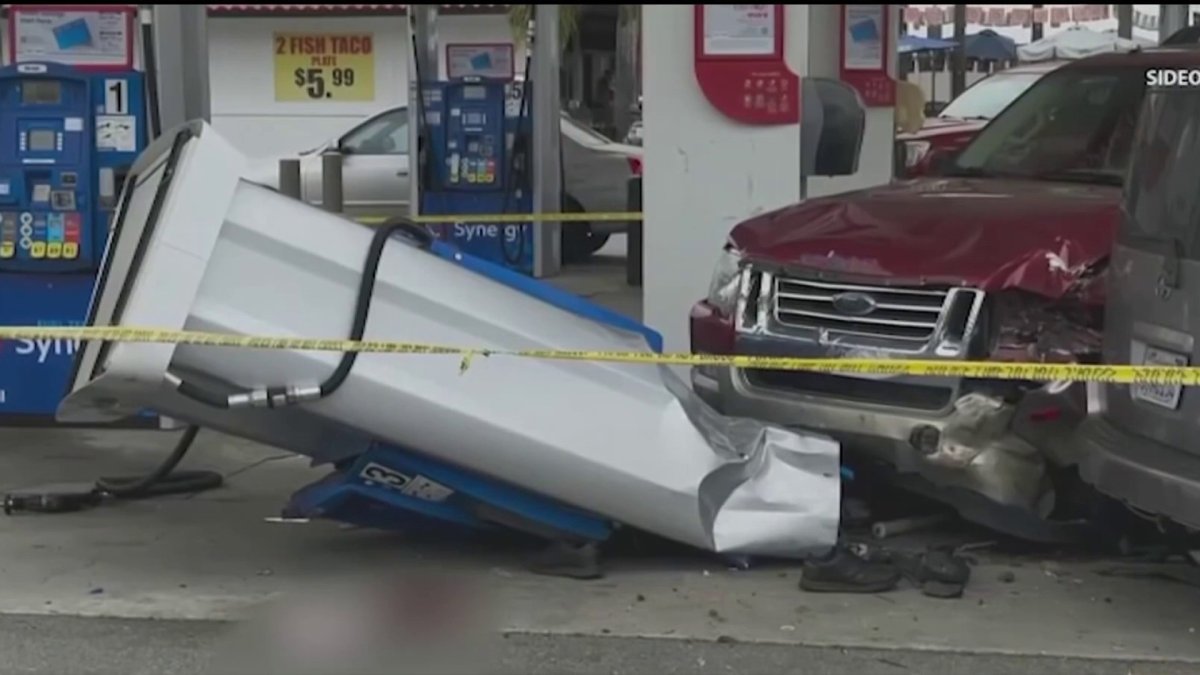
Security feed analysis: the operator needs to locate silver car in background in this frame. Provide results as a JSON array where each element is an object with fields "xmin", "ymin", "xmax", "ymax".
[{"xmin": 248, "ymin": 106, "xmax": 642, "ymax": 263}]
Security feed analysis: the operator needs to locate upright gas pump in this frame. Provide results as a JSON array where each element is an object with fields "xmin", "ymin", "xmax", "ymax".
[
  {"xmin": 415, "ymin": 46, "xmax": 535, "ymax": 274},
  {"xmin": 0, "ymin": 61, "xmax": 147, "ymax": 421}
]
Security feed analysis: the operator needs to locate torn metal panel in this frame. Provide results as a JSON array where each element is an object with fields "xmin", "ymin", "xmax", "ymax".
[{"xmin": 58, "ymin": 121, "xmax": 842, "ymax": 558}]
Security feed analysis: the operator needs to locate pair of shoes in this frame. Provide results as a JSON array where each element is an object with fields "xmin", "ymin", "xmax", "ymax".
[
  {"xmin": 799, "ymin": 546, "xmax": 901, "ymax": 594},
  {"xmin": 892, "ymin": 548, "xmax": 971, "ymax": 599}
]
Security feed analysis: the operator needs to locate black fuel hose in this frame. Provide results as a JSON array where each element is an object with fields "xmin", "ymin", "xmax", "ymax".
[
  {"xmin": 173, "ymin": 218, "xmax": 433, "ymax": 409},
  {"xmin": 94, "ymin": 425, "xmax": 223, "ymax": 499}
]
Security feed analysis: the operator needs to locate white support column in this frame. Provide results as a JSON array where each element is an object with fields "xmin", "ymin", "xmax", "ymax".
[
  {"xmin": 151, "ymin": 4, "xmax": 210, "ymax": 131},
  {"xmin": 1160, "ymin": 4, "xmax": 1190, "ymax": 42},
  {"xmin": 642, "ymin": 4, "xmax": 897, "ymax": 353},
  {"xmin": 643, "ymin": 5, "xmax": 806, "ymax": 354},
  {"xmin": 532, "ymin": 5, "xmax": 563, "ymax": 278}
]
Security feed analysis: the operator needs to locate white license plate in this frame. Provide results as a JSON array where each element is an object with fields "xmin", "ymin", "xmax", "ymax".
[{"xmin": 1131, "ymin": 346, "xmax": 1188, "ymax": 410}]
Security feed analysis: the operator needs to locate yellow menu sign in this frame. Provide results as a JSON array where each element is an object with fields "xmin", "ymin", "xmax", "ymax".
[{"xmin": 274, "ymin": 33, "xmax": 376, "ymax": 102}]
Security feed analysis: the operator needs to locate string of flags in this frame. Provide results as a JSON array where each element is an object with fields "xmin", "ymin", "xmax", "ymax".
[{"xmin": 903, "ymin": 5, "xmax": 1160, "ymax": 31}]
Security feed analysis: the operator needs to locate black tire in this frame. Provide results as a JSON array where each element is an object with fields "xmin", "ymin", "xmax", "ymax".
[{"xmin": 560, "ymin": 194, "xmax": 610, "ymax": 264}]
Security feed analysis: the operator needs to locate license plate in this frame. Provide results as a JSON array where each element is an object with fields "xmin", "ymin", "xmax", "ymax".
[{"xmin": 1131, "ymin": 345, "xmax": 1188, "ymax": 410}]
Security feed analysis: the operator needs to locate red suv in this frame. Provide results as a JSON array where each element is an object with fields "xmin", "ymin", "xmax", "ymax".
[
  {"xmin": 898, "ymin": 61, "xmax": 1065, "ymax": 178},
  {"xmin": 689, "ymin": 49, "xmax": 1178, "ymax": 541}
]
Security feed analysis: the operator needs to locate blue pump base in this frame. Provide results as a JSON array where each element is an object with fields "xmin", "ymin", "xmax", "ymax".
[{"xmin": 284, "ymin": 442, "xmax": 614, "ymax": 544}]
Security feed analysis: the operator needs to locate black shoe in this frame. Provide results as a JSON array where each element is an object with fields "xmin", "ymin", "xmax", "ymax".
[
  {"xmin": 894, "ymin": 548, "xmax": 971, "ymax": 599},
  {"xmin": 800, "ymin": 548, "xmax": 901, "ymax": 594}
]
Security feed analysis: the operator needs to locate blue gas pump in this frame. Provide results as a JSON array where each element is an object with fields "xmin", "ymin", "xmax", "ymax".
[
  {"xmin": 0, "ymin": 62, "xmax": 147, "ymax": 422},
  {"xmin": 418, "ymin": 77, "xmax": 535, "ymax": 274}
]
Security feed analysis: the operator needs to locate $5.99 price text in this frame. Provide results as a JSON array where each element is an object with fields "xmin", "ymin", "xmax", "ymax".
[
  {"xmin": 274, "ymin": 33, "xmax": 376, "ymax": 102},
  {"xmin": 292, "ymin": 66, "xmax": 356, "ymax": 99}
]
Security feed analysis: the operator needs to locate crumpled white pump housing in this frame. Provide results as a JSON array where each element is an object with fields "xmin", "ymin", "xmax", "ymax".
[{"xmin": 59, "ymin": 121, "xmax": 842, "ymax": 558}]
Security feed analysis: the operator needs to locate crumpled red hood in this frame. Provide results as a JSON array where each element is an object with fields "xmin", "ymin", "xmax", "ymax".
[{"xmin": 730, "ymin": 177, "xmax": 1120, "ymax": 300}]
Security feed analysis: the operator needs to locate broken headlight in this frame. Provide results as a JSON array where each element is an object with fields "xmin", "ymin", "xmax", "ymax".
[
  {"xmin": 706, "ymin": 247, "xmax": 744, "ymax": 316},
  {"xmin": 986, "ymin": 291, "xmax": 1103, "ymax": 364}
]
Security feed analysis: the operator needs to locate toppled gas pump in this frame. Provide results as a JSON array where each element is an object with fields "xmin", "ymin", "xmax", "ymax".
[{"xmin": 58, "ymin": 121, "xmax": 842, "ymax": 561}]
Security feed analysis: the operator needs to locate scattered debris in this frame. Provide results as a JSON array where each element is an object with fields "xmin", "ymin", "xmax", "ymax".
[
  {"xmin": 780, "ymin": 625, "xmax": 796, "ymax": 632},
  {"xmin": 871, "ymin": 514, "xmax": 952, "ymax": 540},
  {"xmin": 997, "ymin": 571, "xmax": 1016, "ymax": 584},
  {"xmin": 1041, "ymin": 561, "xmax": 1064, "ymax": 579},
  {"xmin": 708, "ymin": 609, "xmax": 727, "ymax": 623},
  {"xmin": 256, "ymin": 569, "xmax": 273, "ymax": 577},
  {"xmin": 801, "ymin": 544, "xmax": 971, "ymax": 598},
  {"xmin": 88, "ymin": 588, "xmax": 103, "ymax": 595},
  {"xmin": 955, "ymin": 541, "xmax": 997, "ymax": 555},
  {"xmin": 716, "ymin": 635, "xmax": 738, "ymax": 644},
  {"xmin": 636, "ymin": 594, "xmax": 645, "ymax": 602}
]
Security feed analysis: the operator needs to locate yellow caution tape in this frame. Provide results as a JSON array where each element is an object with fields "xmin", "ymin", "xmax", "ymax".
[
  {"xmin": 0, "ymin": 325, "xmax": 1195, "ymax": 386},
  {"xmin": 355, "ymin": 211, "xmax": 643, "ymax": 226}
]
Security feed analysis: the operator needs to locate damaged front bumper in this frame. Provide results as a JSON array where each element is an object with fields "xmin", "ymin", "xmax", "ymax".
[
  {"xmin": 691, "ymin": 265, "xmax": 1101, "ymax": 542},
  {"xmin": 694, "ymin": 364, "xmax": 1089, "ymax": 541}
]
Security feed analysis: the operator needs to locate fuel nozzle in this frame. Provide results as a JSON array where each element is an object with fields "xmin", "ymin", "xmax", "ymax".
[{"xmin": 3, "ymin": 484, "xmax": 102, "ymax": 515}]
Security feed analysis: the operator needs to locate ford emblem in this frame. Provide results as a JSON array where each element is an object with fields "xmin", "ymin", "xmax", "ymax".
[{"xmin": 831, "ymin": 292, "xmax": 877, "ymax": 316}]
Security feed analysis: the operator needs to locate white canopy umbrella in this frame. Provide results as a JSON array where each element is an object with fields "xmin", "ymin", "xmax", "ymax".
[{"xmin": 1018, "ymin": 26, "xmax": 1144, "ymax": 62}]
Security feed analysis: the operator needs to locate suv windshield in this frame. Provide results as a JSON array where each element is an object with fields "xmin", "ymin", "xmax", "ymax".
[
  {"xmin": 1122, "ymin": 89, "xmax": 1200, "ymax": 254},
  {"xmin": 947, "ymin": 65, "xmax": 1145, "ymax": 186},
  {"xmin": 940, "ymin": 71, "xmax": 1043, "ymax": 120}
]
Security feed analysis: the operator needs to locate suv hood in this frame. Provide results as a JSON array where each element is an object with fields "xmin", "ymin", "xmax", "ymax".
[{"xmin": 730, "ymin": 177, "xmax": 1119, "ymax": 300}]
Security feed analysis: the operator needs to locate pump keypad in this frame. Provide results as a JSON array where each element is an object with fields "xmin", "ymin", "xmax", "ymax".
[
  {"xmin": 0, "ymin": 213, "xmax": 14, "ymax": 259},
  {"xmin": 1, "ymin": 211, "xmax": 80, "ymax": 260}
]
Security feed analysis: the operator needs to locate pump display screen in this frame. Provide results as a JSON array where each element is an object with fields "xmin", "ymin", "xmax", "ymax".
[
  {"xmin": 22, "ymin": 81, "xmax": 61, "ymax": 105},
  {"xmin": 28, "ymin": 129, "xmax": 56, "ymax": 152},
  {"xmin": 462, "ymin": 85, "xmax": 487, "ymax": 100}
]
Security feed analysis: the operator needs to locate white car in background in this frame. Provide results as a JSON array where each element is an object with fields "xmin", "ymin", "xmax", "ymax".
[{"xmin": 248, "ymin": 106, "xmax": 643, "ymax": 263}]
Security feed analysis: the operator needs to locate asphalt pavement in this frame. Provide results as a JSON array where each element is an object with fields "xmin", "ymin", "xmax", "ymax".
[{"xmin": 1, "ymin": 613, "xmax": 1196, "ymax": 675}]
